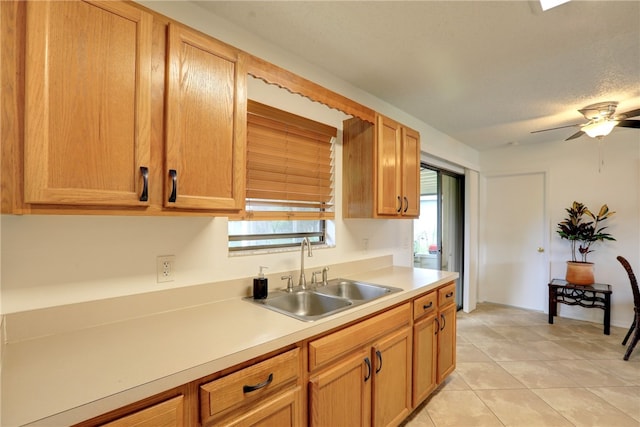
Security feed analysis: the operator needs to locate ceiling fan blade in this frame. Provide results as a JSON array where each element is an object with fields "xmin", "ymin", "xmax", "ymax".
[
  {"xmin": 531, "ymin": 123, "xmax": 580, "ymax": 134},
  {"xmin": 565, "ymin": 130, "xmax": 585, "ymax": 141},
  {"xmin": 616, "ymin": 119, "xmax": 640, "ymax": 129},
  {"xmin": 616, "ymin": 108, "xmax": 640, "ymax": 120}
]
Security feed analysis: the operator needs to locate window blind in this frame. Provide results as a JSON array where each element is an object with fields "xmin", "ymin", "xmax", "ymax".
[{"xmin": 239, "ymin": 100, "xmax": 337, "ymax": 220}]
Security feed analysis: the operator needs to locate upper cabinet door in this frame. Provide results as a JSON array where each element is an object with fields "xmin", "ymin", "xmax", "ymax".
[
  {"xmin": 401, "ymin": 127, "xmax": 420, "ymax": 217},
  {"xmin": 165, "ymin": 23, "xmax": 246, "ymax": 211},
  {"xmin": 376, "ymin": 115, "xmax": 402, "ymax": 216},
  {"xmin": 24, "ymin": 0, "xmax": 152, "ymax": 206}
]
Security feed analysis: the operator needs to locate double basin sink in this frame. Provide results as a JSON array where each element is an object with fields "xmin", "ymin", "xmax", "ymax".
[{"xmin": 247, "ymin": 278, "xmax": 402, "ymax": 322}]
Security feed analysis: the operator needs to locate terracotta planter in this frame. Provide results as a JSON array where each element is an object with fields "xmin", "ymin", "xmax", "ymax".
[{"xmin": 565, "ymin": 261, "xmax": 595, "ymax": 285}]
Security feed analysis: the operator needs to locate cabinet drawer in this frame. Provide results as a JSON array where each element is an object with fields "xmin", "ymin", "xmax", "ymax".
[
  {"xmin": 101, "ymin": 395, "xmax": 184, "ymax": 427},
  {"xmin": 413, "ymin": 292, "xmax": 437, "ymax": 321},
  {"xmin": 438, "ymin": 282, "xmax": 456, "ymax": 308},
  {"xmin": 308, "ymin": 303, "xmax": 410, "ymax": 371},
  {"xmin": 200, "ymin": 348, "xmax": 300, "ymax": 421}
]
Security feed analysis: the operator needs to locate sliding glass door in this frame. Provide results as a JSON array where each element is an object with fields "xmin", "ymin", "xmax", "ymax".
[{"xmin": 413, "ymin": 165, "xmax": 464, "ymax": 309}]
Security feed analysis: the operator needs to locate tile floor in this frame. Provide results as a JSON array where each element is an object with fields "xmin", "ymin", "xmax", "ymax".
[{"xmin": 402, "ymin": 303, "xmax": 640, "ymax": 427}]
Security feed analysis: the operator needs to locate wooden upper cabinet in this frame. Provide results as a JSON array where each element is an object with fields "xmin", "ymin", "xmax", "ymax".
[
  {"xmin": 343, "ymin": 114, "xmax": 420, "ymax": 219},
  {"xmin": 165, "ymin": 23, "xmax": 246, "ymax": 211},
  {"xmin": 24, "ymin": 0, "xmax": 152, "ymax": 206},
  {"xmin": 401, "ymin": 126, "xmax": 420, "ymax": 217},
  {"xmin": 376, "ymin": 116, "xmax": 402, "ymax": 216}
]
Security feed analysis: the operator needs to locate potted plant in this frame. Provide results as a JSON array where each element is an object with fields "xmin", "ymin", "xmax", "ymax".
[{"xmin": 556, "ymin": 201, "xmax": 615, "ymax": 285}]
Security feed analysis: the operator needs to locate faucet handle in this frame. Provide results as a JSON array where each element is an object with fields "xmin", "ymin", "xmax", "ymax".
[
  {"xmin": 281, "ymin": 275, "xmax": 294, "ymax": 292},
  {"xmin": 322, "ymin": 266, "xmax": 330, "ymax": 285},
  {"xmin": 311, "ymin": 271, "xmax": 322, "ymax": 285}
]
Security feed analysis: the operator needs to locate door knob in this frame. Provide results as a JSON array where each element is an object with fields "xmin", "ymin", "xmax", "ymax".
[{"xmin": 537, "ymin": 247, "xmax": 544, "ymax": 253}]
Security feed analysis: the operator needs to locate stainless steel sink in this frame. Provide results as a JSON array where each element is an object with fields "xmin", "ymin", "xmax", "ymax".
[
  {"xmin": 246, "ymin": 278, "xmax": 402, "ymax": 322},
  {"xmin": 315, "ymin": 278, "xmax": 401, "ymax": 301},
  {"xmin": 261, "ymin": 291, "xmax": 353, "ymax": 321}
]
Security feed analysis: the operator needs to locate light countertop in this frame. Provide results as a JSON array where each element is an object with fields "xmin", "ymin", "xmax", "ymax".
[{"xmin": 2, "ymin": 266, "xmax": 458, "ymax": 426}]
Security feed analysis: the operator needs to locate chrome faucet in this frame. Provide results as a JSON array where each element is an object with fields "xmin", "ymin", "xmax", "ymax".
[{"xmin": 299, "ymin": 237, "xmax": 313, "ymax": 288}]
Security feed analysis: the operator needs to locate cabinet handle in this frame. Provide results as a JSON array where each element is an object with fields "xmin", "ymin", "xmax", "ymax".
[
  {"xmin": 423, "ymin": 301, "xmax": 433, "ymax": 310},
  {"xmin": 364, "ymin": 357, "xmax": 371, "ymax": 382},
  {"xmin": 242, "ymin": 373, "xmax": 273, "ymax": 393},
  {"xmin": 139, "ymin": 166, "xmax": 149, "ymax": 202},
  {"xmin": 446, "ymin": 291, "xmax": 454, "ymax": 299},
  {"xmin": 403, "ymin": 196, "xmax": 409, "ymax": 213},
  {"xmin": 440, "ymin": 314, "xmax": 446, "ymax": 331},
  {"xmin": 434, "ymin": 316, "xmax": 440, "ymax": 335},
  {"xmin": 396, "ymin": 196, "xmax": 402, "ymax": 213},
  {"xmin": 375, "ymin": 350, "xmax": 382, "ymax": 374},
  {"xmin": 168, "ymin": 169, "xmax": 177, "ymax": 203}
]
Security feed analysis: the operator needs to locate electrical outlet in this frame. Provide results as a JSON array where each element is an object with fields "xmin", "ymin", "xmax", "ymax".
[{"xmin": 157, "ymin": 255, "xmax": 175, "ymax": 283}]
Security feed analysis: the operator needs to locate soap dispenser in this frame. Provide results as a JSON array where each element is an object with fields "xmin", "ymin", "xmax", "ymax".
[{"xmin": 253, "ymin": 266, "xmax": 269, "ymax": 299}]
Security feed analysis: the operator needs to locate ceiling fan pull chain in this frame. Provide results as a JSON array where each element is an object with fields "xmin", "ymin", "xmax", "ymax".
[{"xmin": 598, "ymin": 139, "xmax": 604, "ymax": 173}]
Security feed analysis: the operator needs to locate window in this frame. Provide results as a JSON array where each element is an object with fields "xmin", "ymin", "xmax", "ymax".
[{"xmin": 229, "ymin": 100, "xmax": 337, "ymax": 252}]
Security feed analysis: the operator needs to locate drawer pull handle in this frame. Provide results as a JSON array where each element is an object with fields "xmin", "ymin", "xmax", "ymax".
[
  {"xmin": 168, "ymin": 169, "xmax": 177, "ymax": 203},
  {"xmin": 434, "ymin": 316, "xmax": 440, "ymax": 335},
  {"xmin": 446, "ymin": 291, "xmax": 454, "ymax": 298},
  {"xmin": 243, "ymin": 373, "xmax": 273, "ymax": 393},
  {"xmin": 375, "ymin": 350, "xmax": 382, "ymax": 374},
  {"xmin": 440, "ymin": 314, "xmax": 446, "ymax": 331},
  {"xmin": 364, "ymin": 357, "xmax": 371, "ymax": 382},
  {"xmin": 423, "ymin": 302, "xmax": 433, "ymax": 310},
  {"xmin": 139, "ymin": 166, "xmax": 149, "ymax": 202}
]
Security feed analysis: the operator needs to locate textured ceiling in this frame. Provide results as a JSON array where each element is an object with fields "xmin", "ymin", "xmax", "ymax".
[{"xmin": 194, "ymin": 1, "xmax": 640, "ymax": 151}]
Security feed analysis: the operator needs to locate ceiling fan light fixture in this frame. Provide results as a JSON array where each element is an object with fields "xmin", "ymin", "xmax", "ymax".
[{"xmin": 582, "ymin": 120, "xmax": 618, "ymax": 138}]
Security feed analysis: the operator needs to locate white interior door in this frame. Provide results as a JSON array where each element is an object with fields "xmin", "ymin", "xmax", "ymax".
[{"xmin": 480, "ymin": 172, "xmax": 548, "ymax": 311}]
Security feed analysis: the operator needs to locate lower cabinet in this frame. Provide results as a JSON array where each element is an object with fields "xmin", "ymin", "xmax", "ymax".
[
  {"xmin": 412, "ymin": 291, "xmax": 438, "ymax": 407},
  {"xmin": 199, "ymin": 347, "xmax": 302, "ymax": 426},
  {"xmin": 412, "ymin": 282, "xmax": 457, "ymax": 408},
  {"xmin": 308, "ymin": 303, "xmax": 412, "ymax": 427},
  {"xmin": 218, "ymin": 387, "xmax": 303, "ymax": 427},
  {"xmin": 75, "ymin": 283, "xmax": 457, "ymax": 427},
  {"xmin": 101, "ymin": 395, "xmax": 184, "ymax": 427},
  {"xmin": 437, "ymin": 302, "xmax": 457, "ymax": 382},
  {"xmin": 371, "ymin": 327, "xmax": 412, "ymax": 427},
  {"xmin": 308, "ymin": 348, "xmax": 372, "ymax": 426}
]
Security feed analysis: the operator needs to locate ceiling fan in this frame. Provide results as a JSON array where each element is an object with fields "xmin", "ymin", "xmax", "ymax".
[{"xmin": 532, "ymin": 101, "xmax": 640, "ymax": 141}]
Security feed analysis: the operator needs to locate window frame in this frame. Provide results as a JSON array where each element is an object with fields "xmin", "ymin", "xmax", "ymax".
[{"xmin": 228, "ymin": 100, "xmax": 337, "ymax": 252}]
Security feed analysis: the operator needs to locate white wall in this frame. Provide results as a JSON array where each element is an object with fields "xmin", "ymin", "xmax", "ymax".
[{"xmin": 480, "ymin": 131, "xmax": 640, "ymax": 327}]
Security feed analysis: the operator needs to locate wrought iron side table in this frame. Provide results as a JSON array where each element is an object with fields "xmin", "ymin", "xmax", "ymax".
[{"xmin": 548, "ymin": 278, "xmax": 612, "ymax": 335}]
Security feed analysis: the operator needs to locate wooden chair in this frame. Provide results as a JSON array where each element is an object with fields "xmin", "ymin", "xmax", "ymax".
[{"xmin": 617, "ymin": 256, "xmax": 640, "ymax": 360}]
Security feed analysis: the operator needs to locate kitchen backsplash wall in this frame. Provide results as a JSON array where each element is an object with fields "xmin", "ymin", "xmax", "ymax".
[{"xmin": 1, "ymin": 214, "xmax": 412, "ymax": 314}]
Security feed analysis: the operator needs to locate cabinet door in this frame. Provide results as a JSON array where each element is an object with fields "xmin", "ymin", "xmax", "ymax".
[
  {"xmin": 375, "ymin": 115, "xmax": 402, "ymax": 216},
  {"xmin": 372, "ymin": 327, "xmax": 412, "ymax": 427},
  {"xmin": 412, "ymin": 313, "xmax": 437, "ymax": 407},
  {"xmin": 24, "ymin": 0, "xmax": 152, "ymax": 206},
  {"xmin": 309, "ymin": 349, "xmax": 371, "ymax": 427},
  {"xmin": 101, "ymin": 395, "xmax": 184, "ymax": 427},
  {"xmin": 218, "ymin": 387, "xmax": 302, "ymax": 427},
  {"xmin": 437, "ymin": 304, "xmax": 457, "ymax": 382},
  {"xmin": 401, "ymin": 127, "xmax": 420, "ymax": 218},
  {"xmin": 165, "ymin": 23, "xmax": 246, "ymax": 211}
]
